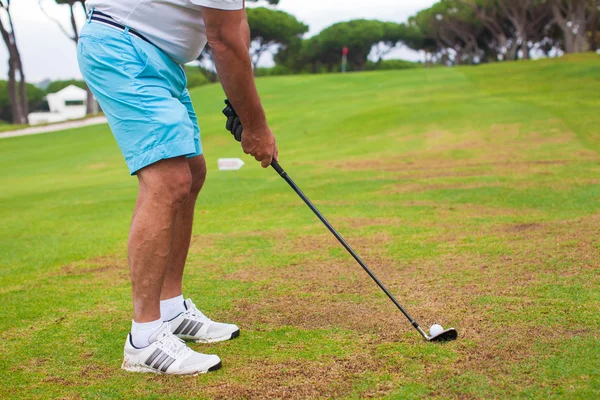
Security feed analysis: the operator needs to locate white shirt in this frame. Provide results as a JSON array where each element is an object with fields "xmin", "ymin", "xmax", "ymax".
[{"xmin": 86, "ymin": 0, "xmax": 244, "ymax": 64}]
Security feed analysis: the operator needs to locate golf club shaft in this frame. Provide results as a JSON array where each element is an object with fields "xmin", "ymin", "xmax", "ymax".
[{"xmin": 271, "ymin": 161, "xmax": 428, "ymax": 339}]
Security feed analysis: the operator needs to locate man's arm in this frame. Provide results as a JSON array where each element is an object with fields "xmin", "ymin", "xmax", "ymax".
[
  {"xmin": 201, "ymin": 6, "xmax": 277, "ymax": 167},
  {"xmin": 241, "ymin": 13, "xmax": 251, "ymax": 50}
]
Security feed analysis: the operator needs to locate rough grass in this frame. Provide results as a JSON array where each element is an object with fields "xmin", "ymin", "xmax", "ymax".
[{"xmin": 1, "ymin": 54, "xmax": 599, "ymax": 399}]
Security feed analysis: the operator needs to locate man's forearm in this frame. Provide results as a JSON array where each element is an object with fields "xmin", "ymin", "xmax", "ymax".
[{"xmin": 209, "ymin": 24, "xmax": 265, "ymax": 131}]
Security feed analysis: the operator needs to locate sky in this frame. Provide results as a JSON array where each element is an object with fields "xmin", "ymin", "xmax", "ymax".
[{"xmin": 0, "ymin": 0, "xmax": 437, "ymax": 83}]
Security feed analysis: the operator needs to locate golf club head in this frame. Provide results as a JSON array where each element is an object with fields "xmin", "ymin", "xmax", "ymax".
[{"xmin": 427, "ymin": 328, "xmax": 458, "ymax": 342}]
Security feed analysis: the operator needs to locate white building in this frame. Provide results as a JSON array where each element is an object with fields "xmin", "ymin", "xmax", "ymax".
[{"xmin": 28, "ymin": 85, "xmax": 98, "ymax": 125}]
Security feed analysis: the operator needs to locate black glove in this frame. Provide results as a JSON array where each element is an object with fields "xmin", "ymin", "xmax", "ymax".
[{"xmin": 222, "ymin": 99, "xmax": 243, "ymax": 142}]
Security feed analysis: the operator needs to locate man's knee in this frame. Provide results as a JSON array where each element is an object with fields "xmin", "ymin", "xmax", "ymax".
[
  {"xmin": 138, "ymin": 157, "xmax": 193, "ymax": 208},
  {"xmin": 189, "ymin": 155, "xmax": 207, "ymax": 195},
  {"xmin": 168, "ymin": 172, "xmax": 193, "ymax": 207}
]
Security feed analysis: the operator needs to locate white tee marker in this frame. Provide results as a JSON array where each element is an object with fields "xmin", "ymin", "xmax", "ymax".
[{"xmin": 218, "ymin": 158, "xmax": 245, "ymax": 171}]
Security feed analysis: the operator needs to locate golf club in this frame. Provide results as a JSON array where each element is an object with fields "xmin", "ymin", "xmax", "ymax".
[
  {"xmin": 270, "ymin": 161, "xmax": 457, "ymax": 342},
  {"xmin": 223, "ymin": 101, "xmax": 457, "ymax": 342}
]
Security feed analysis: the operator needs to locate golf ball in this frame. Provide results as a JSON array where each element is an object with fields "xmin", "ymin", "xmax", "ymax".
[{"xmin": 430, "ymin": 324, "xmax": 444, "ymax": 336}]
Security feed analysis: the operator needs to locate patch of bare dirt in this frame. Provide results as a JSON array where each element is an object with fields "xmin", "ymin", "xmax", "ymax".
[
  {"xmin": 387, "ymin": 181, "xmax": 501, "ymax": 194},
  {"xmin": 411, "ymin": 201, "xmax": 534, "ymax": 218},
  {"xmin": 276, "ymin": 233, "xmax": 340, "ymax": 255},
  {"xmin": 41, "ymin": 376, "xmax": 77, "ymax": 386},
  {"xmin": 495, "ymin": 215, "xmax": 600, "ymax": 273},
  {"xmin": 78, "ymin": 363, "xmax": 115, "ymax": 379},
  {"xmin": 231, "ymin": 291, "xmax": 404, "ymax": 340},
  {"xmin": 327, "ymin": 123, "xmax": 599, "ymax": 182},
  {"xmin": 336, "ymin": 158, "xmax": 571, "ymax": 176},
  {"xmin": 53, "ymin": 255, "xmax": 128, "ymax": 282},
  {"xmin": 504, "ymin": 223, "xmax": 542, "ymax": 233},
  {"xmin": 227, "ymin": 232, "xmax": 394, "ymax": 285},
  {"xmin": 338, "ymin": 217, "xmax": 404, "ymax": 229},
  {"xmin": 200, "ymin": 356, "xmax": 382, "ymax": 400},
  {"xmin": 188, "ymin": 233, "xmax": 217, "ymax": 252},
  {"xmin": 87, "ymin": 163, "xmax": 107, "ymax": 169}
]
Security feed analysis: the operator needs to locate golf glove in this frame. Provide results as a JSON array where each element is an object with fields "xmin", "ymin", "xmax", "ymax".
[{"xmin": 222, "ymin": 99, "xmax": 243, "ymax": 142}]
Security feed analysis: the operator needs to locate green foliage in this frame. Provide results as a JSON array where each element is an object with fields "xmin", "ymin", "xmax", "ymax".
[
  {"xmin": 313, "ymin": 20, "xmax": 397, "ymax": 71},
  {"xmin": 246, "ymin": 7, "xmax": 308, "ymax": 67},
  {"xmin": 281, "ymin": 20, "xmax": 415, "ymax": 73},
  {"xmin": 273, "ymin": 38, "xmax": 319, "ymax": 73},
  {"xmin": 0, "ymin": 122, "xmax": 27, "ymax": 132},
  {"xmin": 183, "ymin": 66, "xmax": 211, "ymax": 89},
  {"xmin": 364, "ymin": 59, "xmax": 422, "ymax": 71},
  {"xmin": 254, "ymin": 65, "xmax": 295, "ymax": 77},
  {"xmin": 0, "ymin": 81, "xmax": 45, "ymax": 123}
]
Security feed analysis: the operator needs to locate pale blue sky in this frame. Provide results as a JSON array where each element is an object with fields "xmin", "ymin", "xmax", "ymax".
[{"xmin": 0, "ymin": 0, "xmax": 436, "ymax": 82}]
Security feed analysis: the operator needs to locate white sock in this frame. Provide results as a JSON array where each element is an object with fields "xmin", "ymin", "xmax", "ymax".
[
  {"xmin": 130, "ymin": 318, "xmax": 163, "ymax": 348},
  {"xmin": 160, "ymin": 295, "xmax": 185, "ymax": 321}
]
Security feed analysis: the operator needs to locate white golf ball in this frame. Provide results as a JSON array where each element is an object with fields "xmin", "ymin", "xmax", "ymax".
[{"xmin": 430, "ymin": 324, "xmax": 444, "ymax": 336}]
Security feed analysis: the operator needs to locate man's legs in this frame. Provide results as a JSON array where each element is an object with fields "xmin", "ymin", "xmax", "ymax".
[
  {"xmin": 153, "ymin": 155, "xmax": 239, "ymax": 344},
  {"xmin": 161, "ymin": 155, "xmax": 207, "ymax": 301},
  {"xmin": 129, "ymin": 157, "xmax": 192, "ymax": 323}
]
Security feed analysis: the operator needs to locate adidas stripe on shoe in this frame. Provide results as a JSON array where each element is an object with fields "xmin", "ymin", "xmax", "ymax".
[
  {"xmin": 170, "ymin": 299, "xmax": 240, "ymax": 343},
  {"xmin": 122, "ymin": 322, "xmax": 221, "ymax": 375}
]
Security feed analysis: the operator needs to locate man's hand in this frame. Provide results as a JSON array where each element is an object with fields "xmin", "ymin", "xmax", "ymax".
[
  {"xmin": 241, "ymin": 125, "xmax": 278, "ymax": 168},
  {"xmin": 223, "ymin": 99, "xmax": 278, "ymax": 168}
]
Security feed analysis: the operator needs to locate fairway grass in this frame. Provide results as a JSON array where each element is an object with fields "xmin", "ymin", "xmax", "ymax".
[{"xmin": 1, "ymin": 54, "xmax": 599, "ymax": 399}]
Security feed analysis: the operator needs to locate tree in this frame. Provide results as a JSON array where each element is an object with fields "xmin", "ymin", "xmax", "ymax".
[
  {"xmin": 306, "ymin": 20, "xmax": 414, "ymax": 71},
  {"xmin": 436, "ymin": 1, "xmax": 485, "ymax": 64},
  {"xmin": 468, "ymin": 0, "xmax": 518, "ymax": 61},
  {"xmin": 496, "ymin": 0, "xmax": 553, "ymax": 60},
  {"xmin": 0, "ymin": 80, "xmax": 44, "ymax": 123},
  {"xmin": 405, "ymin": 15, "xmax": 437, "ymax": 64},
  {"xmin": 196, "ymin": 45, "xmax": 220, "ymax": 83},
  {"xmin": 196, "ymin": 1, "xmax": 284, "ymax": 79},
  {"xmin": 273, "ymin": 38, "xmax": 319, "ymax": 73},
  {"xmin": 551, "ymin": 0, "xmax": 598, "ymax": 53},
  {"xmin": 410, "ymin": 1, "xmax": 485, "ymax": 65},
  {"xmin": 370, "ymin": 22, "xmax": 411, "ymax": 65},
  {"xmin": 246, "ymin": 7, "xmax": 308, "ymax": 71},
  {"xmin": 39, "ymin": 0, "xmax": 95, "ymax": 115},
  {"xmin": 589, "ymin": 0, "xmax": 600, "ymax": 51},
  {"xmin": 0, "ymin": 0, "xmax": 29, "ymax": 124}
]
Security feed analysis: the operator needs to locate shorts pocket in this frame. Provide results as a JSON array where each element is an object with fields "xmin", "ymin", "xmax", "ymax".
[
  {"xmin": 77, "ymin": 28, "xmax": 149, "ymax": 80},
  {"xmin": 126, "ymin": 38, "xmax": 152, "ymax": 79}
]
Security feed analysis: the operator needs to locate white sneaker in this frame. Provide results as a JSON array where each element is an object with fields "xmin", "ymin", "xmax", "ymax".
[
  {"xmin": 169, "ymin": 299, "xmax": 240, "ymax": 343},
  {"xmin": 121, "ymin": 322, "xmax": 221, "ymax": 375}
]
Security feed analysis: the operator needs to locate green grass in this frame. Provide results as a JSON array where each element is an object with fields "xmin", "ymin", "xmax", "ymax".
[
  {"xmin": 1, "ymin": 54, "xmax": 599, "ymax": 399},
  {"xmin": 0, "ymin": 122, "xmax": 26, "ymax": 132}
]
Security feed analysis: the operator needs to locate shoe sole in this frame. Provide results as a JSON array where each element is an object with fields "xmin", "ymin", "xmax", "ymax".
[
  {"xmin": 192, "ymin": 329, "xmax": 240, "ymax": 344},
  {"xmin": 208, "ymin": 361, "xmax": 222, "ymax": 372},
  {"xmin": 122, "ymin": 360, "xmax": 222, "ymax": 375}
]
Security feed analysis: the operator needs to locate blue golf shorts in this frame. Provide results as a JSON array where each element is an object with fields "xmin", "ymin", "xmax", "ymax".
[{"xmin": 77, "ymin": 22, "xmax": 202, "ymax": 175}]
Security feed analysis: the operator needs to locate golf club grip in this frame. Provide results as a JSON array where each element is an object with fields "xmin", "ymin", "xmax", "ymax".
[
  {"xmin": 271, "ymin": 160, "xmax": 285, "ymax": 175},
  {"xmin": 270, "ymin": 160, "xmax": 419, "ymax": 328}
]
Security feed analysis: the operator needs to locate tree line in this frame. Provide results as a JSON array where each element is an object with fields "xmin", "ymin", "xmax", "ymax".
[
  {"xmin": 1, "ymin": 0, "xmax": 599, "ymax": 125},
  {"xmin": 409, "ymin": 0, "xmax": 599, "ymax": 65},
  {"xmin": 245, "ymin": 0, "xmax": 599, "ymax": 74}
]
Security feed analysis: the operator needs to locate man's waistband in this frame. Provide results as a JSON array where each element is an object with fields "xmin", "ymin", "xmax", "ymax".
[{"xmin": 88, "ymin": 9, "xmax": 152, "ymax": 46}]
